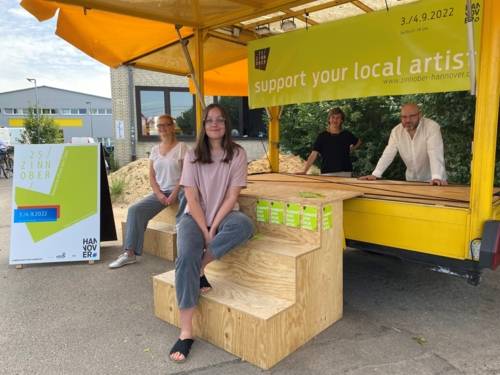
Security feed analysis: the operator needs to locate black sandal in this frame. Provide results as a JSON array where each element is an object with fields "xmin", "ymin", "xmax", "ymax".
[
  {"xmin": 169, "ymin": 338, "xmax": 194, "ymax": 363},
  {"xmin": 200, "ymin": 274, "xmax": 212, "ymax": 292}
]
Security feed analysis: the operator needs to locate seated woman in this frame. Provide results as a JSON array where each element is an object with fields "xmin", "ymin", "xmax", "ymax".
[
  {"xmin": 109, "ymin": 114, "xmax": 188, "ymax": 268},
  {"xmin": 169, "ymin": 103, "xmax": 254, "ymax": 363}
]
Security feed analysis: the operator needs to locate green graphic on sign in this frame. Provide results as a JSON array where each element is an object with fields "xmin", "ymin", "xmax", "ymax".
[
  {"xmin": 15, "ymin": 146, "xmax": 98, "ymax": 242},
  {"xmin": 286, "ymin": 203, "xmax": 301, "ymax": 228},
  {"xmin": 256, "ymin": 200, "xmax": 270, "ymax": 223},
  {"xmin": 270, "ymin": 201, "xmax": 285, "ymax": 225},
  {"xmin": 302, "ymin": 205, "xmax": 318, "ymax": 231},
  {"xmin": 322, "ymin": 205, "xmax": 333, "ymax": 230}
]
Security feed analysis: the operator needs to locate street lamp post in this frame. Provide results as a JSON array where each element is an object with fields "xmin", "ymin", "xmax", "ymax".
[
  {"xmin": 26, "ymin": 78, "xmax": 40, "ymax": 143},
  {"xmin": 85, "ymin": 101, "xmax": 94, "ymax": 140}
]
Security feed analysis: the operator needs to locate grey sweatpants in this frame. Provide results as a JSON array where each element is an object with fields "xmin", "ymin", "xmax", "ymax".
[
  {"xmin": 174, "ymin": 211, "xmax": 254, "ymax": 309},
  {"xmin": 124, "ymin": 189, "xmax": 186, "ymax": 256}
]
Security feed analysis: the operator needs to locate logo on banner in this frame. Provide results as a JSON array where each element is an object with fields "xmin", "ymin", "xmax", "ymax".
[
  {"xmin": 255, "ymin": 48, "xmax": 270, "ymax": 70},
  {"xmin": 82, "ymin": 237, "xmax": 98, "ymax": 258}
]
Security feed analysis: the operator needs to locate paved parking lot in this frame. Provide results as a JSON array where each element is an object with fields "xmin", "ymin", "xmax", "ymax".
[{"xmin": 1, "ymin": 177, "xmax": 500, "ymax": 374}]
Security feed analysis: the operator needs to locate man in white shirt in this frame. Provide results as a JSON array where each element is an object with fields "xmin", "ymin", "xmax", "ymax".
[{"xmin": 359, "ymin": 103, "xmax": 447, "ymax": 186}]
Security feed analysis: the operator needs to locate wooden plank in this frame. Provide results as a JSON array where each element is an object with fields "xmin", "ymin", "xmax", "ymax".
[
  {"xmin": 248, "ymin": 173, "xmax": 500, "ymax": 207},
  {"xmin": 155, "ymin": 271, "xmax": 293, "ymax": 320},
  {"xmin": 205, "ymin": 232, "xmax": 309, "ymax": 301},
  {"xmin": 150, "ymin": 202, "xmax": 179, "ymax": 225},
  {"xmin": 122, "ymin": 221, "xmax": 176, "ymax": 261},
  {"xmin": 239, "ymin": 195, "xmax": 321, "ymax": 249},
  {"xmin": 243, "ymin": 178, "xmax": 361, "ymax": 203}
]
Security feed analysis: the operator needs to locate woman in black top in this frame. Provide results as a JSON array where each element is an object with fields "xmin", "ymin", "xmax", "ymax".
[{"xmin": 300, "ymin": 107, "xmax": 361, "ymax": 176}]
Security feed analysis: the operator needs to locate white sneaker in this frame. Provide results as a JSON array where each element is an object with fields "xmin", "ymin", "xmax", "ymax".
[{"xmin": 109, "ymin": 252, "xmax": 137, "ymax": 269}]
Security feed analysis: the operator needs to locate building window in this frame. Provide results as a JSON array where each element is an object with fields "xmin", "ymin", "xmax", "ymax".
[
  {"xmin": 3, "ymin": 108, "xmax": 17, "ymax": 114},
  {"xmin": 215, "ymin": 96, "xmax": 267, "ymax": 139},
  {"xmin": 60, "ymin": 108, "xmax": 71, "ymax": 115},
  {"xmin": 135, "ymin": 86, "xmax": 195, "ymax": 140},
  {"xmin": 70, "ymin": 108, "xmax": 79, "ymax": 115},
  {"xmin": 106, "ymin": 108, "xmax": 112, "ymax": 115},
  {"xmin": 78, "ymin": 108, "xmax": 87, "ymax": 115},
  {"xmin": 98, "ymin": 108, "xmax": 106, "ymax": 115}
]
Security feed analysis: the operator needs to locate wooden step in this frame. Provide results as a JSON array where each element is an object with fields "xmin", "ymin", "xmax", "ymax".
[
  {"xmin": 155, "ymin": 270, "xmax": 293, "ymax": 320},
  {"xmin": 205, "ymin": 232, "xmax": 318, "ymax": 301},
  {"xmin": 154, "ymin": 270, "xmax": 297, "ymax": 368},
  {"xmin": 121, "ymin": 221, "xmax": 176, "ymax": 261},
  {"xmin": 150, "ymin": 202, "xmax": 178, "ymax": 225}
]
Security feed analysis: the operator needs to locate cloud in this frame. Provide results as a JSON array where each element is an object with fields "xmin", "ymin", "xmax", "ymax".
[
  {"xmin": 7, "ymin": 6, "xmax": 33, "ymax": 18},
  {"xmin": 0, "ymin": 0, "xmax": 111, "ymax": 97}
]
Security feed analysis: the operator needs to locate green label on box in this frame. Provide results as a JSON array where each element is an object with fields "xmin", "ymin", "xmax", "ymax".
[
  {"xmin": 270, "ymin": 201, "xmax": 285, "ymax": 225},
  {"xmin": 322, "ymin": 205, "xmax": 333, "ymax": 230},
  {"xmin": 286, "ymin": 203, "xmax": 301, "ymax": 228},
  {"xmin": 256, "ymin": 200, "xmax": 270, "ymax": 223},
  {"xmin": 302, "ymin": 205, "xmax": 318, "ymax": 231}
]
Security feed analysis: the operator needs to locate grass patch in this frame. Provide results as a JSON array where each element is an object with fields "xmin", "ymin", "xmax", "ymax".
[{"xmin": 109, "ymin": 177, "xmax": 126, "ymax": 202}]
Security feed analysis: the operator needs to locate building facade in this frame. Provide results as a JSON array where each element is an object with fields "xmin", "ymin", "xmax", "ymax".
[
  {"xmin": 111, "ymin": 66, "xmax": 268, "ymax": 167},
  {"xmin": 0, "ymin": 86, "xmax": 113, "ymax": 144}
]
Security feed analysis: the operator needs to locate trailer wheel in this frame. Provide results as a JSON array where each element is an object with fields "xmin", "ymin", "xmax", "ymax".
[{"xmin": 466, "ymin": 271, "xmax": 481, "ymax": 286}]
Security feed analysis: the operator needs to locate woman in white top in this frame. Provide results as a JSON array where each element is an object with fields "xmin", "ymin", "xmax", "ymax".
[{"xmin": 109, "ymin": 114, "xmax": 188, "ymax": 268}]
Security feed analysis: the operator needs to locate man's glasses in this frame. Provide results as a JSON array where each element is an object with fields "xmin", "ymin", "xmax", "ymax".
[{"xmin": 204, "ymin": 117, "xmax": 225, "ymax": 126}]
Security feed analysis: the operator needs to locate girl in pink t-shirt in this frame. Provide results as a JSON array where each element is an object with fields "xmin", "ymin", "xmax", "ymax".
[{"xmin": 169, "ymin": 104, "xmax": 254, "ymax": 363}]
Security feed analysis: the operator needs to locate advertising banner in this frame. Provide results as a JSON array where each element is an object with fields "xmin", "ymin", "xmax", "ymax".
[
  {"xmin": 9, "ymin": 144, "xmax": 100, "ymax": 265},
  {"xmin": 248, "ymin": 0, "xmax": 482, "ymax": 108}
]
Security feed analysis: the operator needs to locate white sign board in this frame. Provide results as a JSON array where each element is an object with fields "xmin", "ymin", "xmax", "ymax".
[{"xmin": 9, "ymin": 144, "xmax": 101, "ymax": 265}]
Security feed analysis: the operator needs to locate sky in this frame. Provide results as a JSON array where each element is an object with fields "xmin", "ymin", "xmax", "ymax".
[{"xmin": 0, "ymin": 0, "xmax": 111, "ymax": 98}]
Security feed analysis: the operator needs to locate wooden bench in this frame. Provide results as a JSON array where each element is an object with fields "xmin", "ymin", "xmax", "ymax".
[{"xmin": 153, "ymin": 182, "xmax": 359, "ymax": 368}]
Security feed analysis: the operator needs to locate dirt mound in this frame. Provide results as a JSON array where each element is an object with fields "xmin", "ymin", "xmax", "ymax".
[
  {"xmin": 108, "ymin": 158, "xmax": 150, "ymax": 206},
  {"xmin": 247, "ymin": 153, "xmax": 319, "ymax": 175}
]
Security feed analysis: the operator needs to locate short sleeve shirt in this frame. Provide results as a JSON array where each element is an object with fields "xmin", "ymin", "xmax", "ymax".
[
  {"xmin": 312, "ymin": 130, "xmax": 358, "ymax": 173},
  {"xmin": 149, "ymin": 142, "xmax": 188, "ymax": 191},
  {"xmin": 180, "ymin": 146, "xmax": 247, "ymax": 227}
]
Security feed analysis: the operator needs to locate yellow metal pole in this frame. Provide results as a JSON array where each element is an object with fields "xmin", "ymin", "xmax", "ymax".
[
  {"xmin": 267, "ymin": 106, "xmax": 281, "ymax": 172},
  {"xmin": 468, "ymin": 0, "xmax": 500, "ymax": 244},
  {"xmin": 194, "ymin": 28, "xmax": 205, "ymax": 136}
]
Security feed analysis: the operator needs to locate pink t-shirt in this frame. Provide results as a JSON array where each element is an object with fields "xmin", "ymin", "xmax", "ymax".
[{"xmin": 180, "ymin": 146, "xmax": 247, "ymax": 227}]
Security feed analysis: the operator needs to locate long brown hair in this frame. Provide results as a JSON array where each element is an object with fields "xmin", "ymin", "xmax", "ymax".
[{"xmin": 193, "ymin": 103, "xmax": 241, "ymax": 164}]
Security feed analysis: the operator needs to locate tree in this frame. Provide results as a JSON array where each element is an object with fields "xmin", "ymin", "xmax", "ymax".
[
  {"xmin": 175, "ymin": 106, "xmax": 195, "ymax": 136},
  {"xmin": 20, "ymin": 108, "xmax": 63, "ymax": 144}
]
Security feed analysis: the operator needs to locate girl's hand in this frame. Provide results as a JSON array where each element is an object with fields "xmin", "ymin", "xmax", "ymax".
[
  {"xmin": 166, "ymin": 191, "xmax": 178, "ymax": 205},
  {"xmin": 203, "ymin": 228, "xmax": 214, "ymax": 246}
]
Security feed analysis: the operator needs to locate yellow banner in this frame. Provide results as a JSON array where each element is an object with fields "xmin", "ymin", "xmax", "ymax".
[
  {"xmin": 248, "ymin": 0, "xmax": 482, "ymax": 108},
  {"xmin": 9, "ymin": 118, "xmax": 83, "ymax": 127}
]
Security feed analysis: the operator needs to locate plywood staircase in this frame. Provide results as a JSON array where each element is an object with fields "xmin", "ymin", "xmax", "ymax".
[{"xmin": 153, "ymin": 183, "xmax": 359, "ymax": 369}]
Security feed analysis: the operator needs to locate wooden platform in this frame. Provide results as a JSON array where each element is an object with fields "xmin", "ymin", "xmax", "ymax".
[
  {"xmin": 153, "ymin": 183, "xmax": 360, "ymax": 369},
  {"xmin": 121, "ymin": 221, "xmax": 176, "ymax": 261},
  {"xmin": 248, "ymin": 173, "xmax": 500, "ymax": 208}
]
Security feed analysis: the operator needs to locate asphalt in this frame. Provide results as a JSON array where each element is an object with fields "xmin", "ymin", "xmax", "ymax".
[{"xmin": 1, "ymin": 176, "xmax": 500, "ymax": 375}]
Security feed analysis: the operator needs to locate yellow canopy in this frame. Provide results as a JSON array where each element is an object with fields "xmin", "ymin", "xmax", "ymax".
[
  {"xmin": 20, "ymin": 0, "xmax": 297, "ymax": 96},
  {"xmin": 20, "ymin": 0, "xmax": 412, "ymax": 97}
]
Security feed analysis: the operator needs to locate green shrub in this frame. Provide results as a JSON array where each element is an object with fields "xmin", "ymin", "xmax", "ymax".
[
  {"xmin": 20, "ymin": 108, "xmax": 63, "ymax": 144},
  {"xmin": 109, "ymin": 177, "xmax": 126, "ymax": 202}
]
